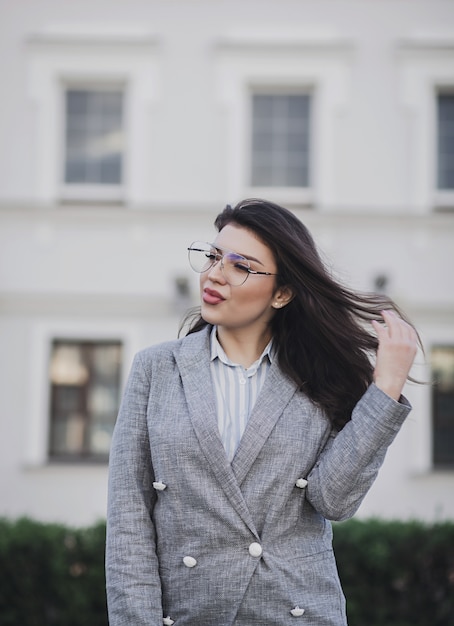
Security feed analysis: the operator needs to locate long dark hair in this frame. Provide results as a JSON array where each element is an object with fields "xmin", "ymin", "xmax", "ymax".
[{"xmin": 182, "ymin": 198, "xmax": 418, "ymax": 430}]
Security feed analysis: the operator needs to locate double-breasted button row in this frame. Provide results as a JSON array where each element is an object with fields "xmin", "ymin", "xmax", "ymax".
[
  {"xmin": 165, "ymin": 604, "xmax": 304, "ymax": 621},
  {"xmin": 182, "ymin": 542, "xmax": 262, "ymax": 569},
  {"xmin": 164, "ymin": 603, "xmax": 304, "ymax": 622},
  {"xmin": 155, "ymin": 478, "xmax": 308, "ymax": 492}
]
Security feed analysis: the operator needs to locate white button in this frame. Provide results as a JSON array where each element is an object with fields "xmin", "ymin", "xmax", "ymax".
[
  {"xmin": 239, "ymin": 378, "xmax": 246, "ymax": 385},
  {"xmin": 153, "ymin": 481, "xmax": 167, "ymax": 491},
  {"xmin": 248, "ymin": 542, "xmax": 262, "ymax": 557},
  {"xmin": 183, "ymin": 556, "xmax": 197, "ymax": 568},
  {"xmin": 290, "ymin": 606, "xmax": 305, "ymax": 617},
  {"xmin": 163, "ymin": 617, "xmax": 175, "ymax": 625},
  {"xmin": 295, "ymin": 478, "xmax": 308, "ymax": 489}
]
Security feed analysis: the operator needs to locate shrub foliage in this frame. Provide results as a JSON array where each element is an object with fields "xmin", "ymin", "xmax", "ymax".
[
  {"xmin": 0, "ymin": 518, "xmax": 107, "ymax": 626},
  {"xmin": 0, "ymin": 517, "xmax": 453, "ymax": 626},
  {"xmin": 333, "ymin": 519, "xmax": 454, "ymax": 626}
]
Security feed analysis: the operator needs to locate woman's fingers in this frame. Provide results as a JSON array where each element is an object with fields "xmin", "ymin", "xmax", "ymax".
[{"xmin": 372, "ymin": 310, "xmax": 418, "ymax": 401}]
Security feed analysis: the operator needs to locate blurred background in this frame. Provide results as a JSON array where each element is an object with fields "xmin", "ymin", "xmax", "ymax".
[{"xmin": 0, "ymin": 0, "xmax": 453, "ymax": 527}]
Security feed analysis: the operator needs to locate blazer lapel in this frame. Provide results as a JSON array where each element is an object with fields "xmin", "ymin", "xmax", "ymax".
[
  {"xmin": 231, "ymin": 361, "xmax": 298, "ymax": 486},
  {"xmin": 174, "ymin": 327, "xmax": 259, "ymax": 537}
]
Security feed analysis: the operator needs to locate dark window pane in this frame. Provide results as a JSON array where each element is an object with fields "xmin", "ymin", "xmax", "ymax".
[
  {"xmin": 100, "ymin": 153, "xmax": 122, "ymax": 184},
  {"xmin": 67, "ymin": 90, "xmax": 89, "ymax": 116},
  {"xmin": 251, "ymin": 93, "xmax": 311, "ymax": 188},
  {"xmin": 432, "ymin": 346, "xmax": 454, "ymax": 467},
  {"xmin": 49, "ymin": 340, "xmax": 122, "ymax": 461},
  {"xmin": 64, "ymin": 89, "xmax": 124, "ymax": 185},
  {"xmin": 437, "ymin": 94, "xmax": 454, "ymax": 190}
]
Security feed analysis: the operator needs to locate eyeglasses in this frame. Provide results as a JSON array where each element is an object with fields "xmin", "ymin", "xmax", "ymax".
[{"xmin": 187, "ymin": 241, "xmax": 279, "ymax": 286}]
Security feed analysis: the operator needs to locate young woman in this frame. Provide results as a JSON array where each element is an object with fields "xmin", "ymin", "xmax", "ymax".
[{"xmin": 106, "ymin": 198, "xmax": 418, "ymax": 626}]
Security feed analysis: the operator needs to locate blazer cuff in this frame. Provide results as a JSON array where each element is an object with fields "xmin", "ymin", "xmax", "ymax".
[{"xmin": 354, "ymin": 382, "xmax": 412, "ymax": 435}]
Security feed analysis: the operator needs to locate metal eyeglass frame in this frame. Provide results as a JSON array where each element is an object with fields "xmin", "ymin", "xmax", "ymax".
[{"xmin": 187, "ymin": 242, "xmax": 279, "ymax": 286}]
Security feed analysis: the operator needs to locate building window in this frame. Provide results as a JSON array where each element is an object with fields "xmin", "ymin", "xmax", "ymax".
[
  {"xmin": 432, "ymin": 346, "xmax": 454, "ymax": 468},
  {"xmin": 437, "ymin": 93, "xmax": 454, "ymax": 191},
  {"xmin": 48, "ymin": 340, "xmax": 122, "ymax": 461},
  {"xmin": 251, "ymin": 92, "xmax": 311, "ymax": 188},
  {"xmin": 64, "ymin": 87, "xmax": 124, "ymax": 187}
]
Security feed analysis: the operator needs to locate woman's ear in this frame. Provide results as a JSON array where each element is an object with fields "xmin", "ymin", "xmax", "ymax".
[{"xmin": 272, "ymin": 286, "xmax": 294, "ymax": 309}]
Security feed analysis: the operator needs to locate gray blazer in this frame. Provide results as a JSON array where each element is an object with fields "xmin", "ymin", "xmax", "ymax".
[{"xmin": 106, "ymin": 326, "xmax": 411, "ymax": 626}]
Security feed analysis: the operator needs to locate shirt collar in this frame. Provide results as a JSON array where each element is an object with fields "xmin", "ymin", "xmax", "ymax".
[{"xmin": 209, "ymin": 325, "xmax": 274, "ymax": 367}]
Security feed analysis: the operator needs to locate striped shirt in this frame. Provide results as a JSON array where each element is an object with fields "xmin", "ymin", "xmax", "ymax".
[{"xmin": 210, "ymin": 326, "xmax": 273, "ymax": 462}]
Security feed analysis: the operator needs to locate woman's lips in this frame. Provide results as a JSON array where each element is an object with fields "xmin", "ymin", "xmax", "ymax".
[{"xmin": 203, "ymin": 288, "xmax": 225, "ymax": 305}]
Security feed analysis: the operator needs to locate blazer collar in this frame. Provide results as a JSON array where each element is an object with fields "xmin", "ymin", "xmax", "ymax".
[
  {"xmin": 174, "ymin": 325, "xmax": 298, "ymax": 530},
  {"xmin": 174, "ymin": 326, "xmax": 257, "ymax": 534},
  {"xmin": 231, "ymin": 360, "xmax": 297, "ymax": 485}
]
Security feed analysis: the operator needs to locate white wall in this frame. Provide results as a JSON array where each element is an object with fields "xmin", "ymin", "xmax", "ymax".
[{"xmin": 0, "ymin": 0, "xmax": 453, "ymax": 526}]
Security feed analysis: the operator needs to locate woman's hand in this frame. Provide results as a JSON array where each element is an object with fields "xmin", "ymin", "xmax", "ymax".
[{"xmin": 371, "ymin": 310, "xmax": 418, "ymax": 401}]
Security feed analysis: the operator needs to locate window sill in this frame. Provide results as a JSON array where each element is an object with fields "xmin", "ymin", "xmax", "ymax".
[
  {"xmin": 409, "ymin": 467, "xmax": 454, "ymax": 477},
  {"xmin": 23, "ymin": 457, "xmax": 109, "ymax": 470},
  {"xmin": 59, "ymin": 184, "xmax": 125, "ymax": 205},
  {"xmin": 433, "ymin": 190, "xmax": 454, "ymax": 211},
  {"xmin": 48, "ymin": 456, "xmax": 109, "ymax": 465}
]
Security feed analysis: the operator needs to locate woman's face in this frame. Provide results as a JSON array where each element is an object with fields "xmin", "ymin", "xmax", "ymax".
[{"xmin": 199, "ymin": 223, "xmax": 287, "ymax": 335}]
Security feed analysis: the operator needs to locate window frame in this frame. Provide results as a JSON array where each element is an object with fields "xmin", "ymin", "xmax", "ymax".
[
  {"xmin": 24, "ymin": 319, "xmax": 142, "ymax": 468},
  {"xmin": 26, "ymin": 29, "xmax": 159, "ymax": 206},
  {"xmin": 248, "ymin": 86, "xmax": 314, "ymax": 196},
  {"xmin": 398, "ymin": 38, "xmax": 454, "ymax": 212},
  {"xmin": 214, "ymin": 34, "xmax": 353, "ymax": 210}
]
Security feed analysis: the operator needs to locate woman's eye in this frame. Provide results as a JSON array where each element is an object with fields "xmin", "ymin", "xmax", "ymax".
[{"xmin": 234, "ymin": 263, "xmax": 250, "ymax": 272}]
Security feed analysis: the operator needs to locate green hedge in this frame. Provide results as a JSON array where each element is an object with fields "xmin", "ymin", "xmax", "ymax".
[
  {"xmin": 333, "ymin": 518, "xmax": 454, "ymax": 626},
  {"xmin": 0, "ymin": 518, "xmax": 107, "ymax": 626},
  {"xmin": 0, "ymin": 517, "xmax": 453, "ymax": 626}
]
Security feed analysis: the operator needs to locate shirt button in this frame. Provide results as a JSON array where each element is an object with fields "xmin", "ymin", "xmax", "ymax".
[
  {"xmin": 152, "ymin": 481, "xmax": 167, "ymax": 491},
  {"xmin": 295, "ymin": 478, "xmax": 308, "ymax": 489},
  {"xmin": 163, "ymin": 617, "xmax": 175, "ymax": 625},
  {"xmin": 183, "ymin": 556, "xmax": 197, "ymax": 568},
  {"xmin": 248, "ymin": 542, "xmax": 262, "ymax": 557},
  {"xmin": 290, "ymin": 606, "xmax": 305, "ymax": 617},
  {"xmin": 239, "ymin": 378, "xmax": 246, "ymax": 385}
]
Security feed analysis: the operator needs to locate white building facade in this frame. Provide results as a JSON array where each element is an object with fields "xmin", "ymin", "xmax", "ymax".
[{"xmin": 0, "ymin": 0, "xmax": 453, "ymax": 527}]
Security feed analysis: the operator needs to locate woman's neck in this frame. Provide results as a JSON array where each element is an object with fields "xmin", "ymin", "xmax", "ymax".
[{"xmin": 215, "ymin": 326, "xmax": 272, "ymax": 368}]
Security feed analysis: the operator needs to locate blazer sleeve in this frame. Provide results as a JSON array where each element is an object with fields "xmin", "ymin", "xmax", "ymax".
[
  {"xmin": 305, "ymin": 383, "xmax": 412, "ymax": 522},
  {"xmin": 105, "ymin": 351, "xmax": 162, "ymax": 626}
]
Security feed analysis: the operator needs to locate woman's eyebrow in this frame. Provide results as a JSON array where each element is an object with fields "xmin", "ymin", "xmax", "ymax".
[
  {"xmin": 211, "ymin": 243, "xmax": 264, "ymax": 266},
  {"xmin": 242, "ymin": 254, "xmax": 264, "ymax": 265}
]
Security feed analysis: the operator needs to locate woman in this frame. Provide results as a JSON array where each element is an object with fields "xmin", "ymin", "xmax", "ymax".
[{"xmin": 106, "ymin": 198, "xmax": 418, "ymax": 626}]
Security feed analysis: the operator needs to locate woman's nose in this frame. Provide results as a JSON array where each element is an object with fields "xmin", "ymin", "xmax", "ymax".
[{"xmin": 207, "ymin": 257, "xmax": 226, "ymax": 283}]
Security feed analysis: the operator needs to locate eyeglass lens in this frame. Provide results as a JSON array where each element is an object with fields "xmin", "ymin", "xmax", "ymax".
[{"xmin": 188, "ymin": 243, "xmax": 250, "ymax": 286}]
